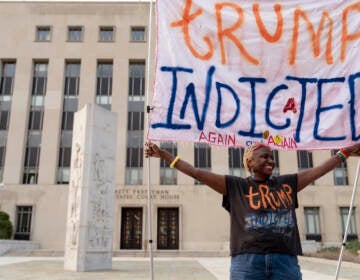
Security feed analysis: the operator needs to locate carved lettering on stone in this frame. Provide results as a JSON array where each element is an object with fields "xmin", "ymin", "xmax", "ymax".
[{"xmin": 68, "ymin": 142, "xmax": 84, "ymax": 247}]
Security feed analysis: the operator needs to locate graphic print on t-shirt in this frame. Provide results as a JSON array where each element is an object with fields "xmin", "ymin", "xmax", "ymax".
[
  {"xmin": 245, "ymin": 183, "xmax": 293, "ymax": 210},
  {"xmin": 244, "ymin": 183, "xmax": 295, "ymax": 235},
  {"xmin": 245, "ymin": 209, "xmax": 293, "ymax": 232}
]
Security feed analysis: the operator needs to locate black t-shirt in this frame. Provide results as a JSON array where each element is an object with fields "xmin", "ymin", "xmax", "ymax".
[{"xmin": 223, "ymin": 174, "xmax": 302, "ymax": 256}]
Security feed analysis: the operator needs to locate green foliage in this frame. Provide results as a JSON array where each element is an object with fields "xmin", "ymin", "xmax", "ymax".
[
  {"xmin": 319, "ymin": 246, "xmax": 340, "ymax": 253},
  {"xmin": 346, "ymin": 239, "xmax": 360, "ymax": 255},
  {"xmin": 0, "ymin": 210, "xmax": 12, "ymax": 239}
]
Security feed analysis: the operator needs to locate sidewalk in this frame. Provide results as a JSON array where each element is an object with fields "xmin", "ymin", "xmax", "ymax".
[{"xmin": 0, "ymin": 256, "xmax": 359, "ymax": 279}]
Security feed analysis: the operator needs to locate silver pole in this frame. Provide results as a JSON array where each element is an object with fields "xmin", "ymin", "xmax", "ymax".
[
  {"xmin": 145, "ymin": 1, "xmax": 155, "ymax": 279},
  {"xmin": 146, "ymin": 158, "xmax": 154, "ymax": 280},
  {"xmin": 335, "ymin": 159, "xmax": 360, "ymax": 279}
]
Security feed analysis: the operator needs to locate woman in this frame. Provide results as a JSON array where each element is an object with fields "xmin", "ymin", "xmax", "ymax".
[{"xmin": 145, "ymin": 141, "xmax": 360, "ymax": 279}]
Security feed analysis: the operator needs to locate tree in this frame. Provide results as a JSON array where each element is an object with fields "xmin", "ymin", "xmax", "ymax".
[{"xmin": 0, "ymin": 211, "xmax": 13, "ymax": 239}]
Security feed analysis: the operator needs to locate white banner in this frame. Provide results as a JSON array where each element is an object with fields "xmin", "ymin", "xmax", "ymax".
[{"xmin": 148, "ymin": 0, "xmax": 360, "ymax": 150}]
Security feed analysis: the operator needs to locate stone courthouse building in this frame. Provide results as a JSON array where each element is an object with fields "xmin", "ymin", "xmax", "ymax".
[{"xmin": 0, "ymin": 1, "xmax": 359, "ymax": 255}]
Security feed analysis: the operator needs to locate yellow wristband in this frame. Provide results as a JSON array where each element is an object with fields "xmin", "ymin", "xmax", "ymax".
[{"xmin": 170, "ymin": 156, "xmax": 180, "ymax": 168}]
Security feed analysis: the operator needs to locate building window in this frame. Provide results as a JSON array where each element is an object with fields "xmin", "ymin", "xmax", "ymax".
[
  {"xmin": 194, "ymin": 143, "xmax": 211, "ymax": 184},
  {"xmin": 14, "ymin": 206, "xmax": 33, "ymax": 240},
  {"xmin": 194, "ymin": 143, "xmax": 211, "ymax": 168},
  {"xmin": 0, "ymin": 146, "xmax": 5, "ymax": 182},
  {"xmin": 332, "ymin": 151, "xmax": 349, "ymax": 185},
  {"xmin": 67, "ymin": 26, "xmax": 83, "ymax": 41},
  {"xmin": 28, "ymin": 110, "xmax": 44, "ymax": 130},
  {"xmin": 99, "ymin": 26, "xmax": 114, "ymax": 41},
  {"xmin": 31, "ymin": 63, "xmax": 48, "ymax": 97},
  {"xmin": 36, "ymin": 26, "xmax": 51, "ymax": 41},
  {"xmin": 127, "ymin": 111, "xmax": 144, "ymax": 131},
  {"xmin": 125, "ymin": 147, "xmax": 143, "ymax": 185},
  {"xmin": 64, "ymin": 62, "xmax": 80, "ymax": 97},
  {"xmin": 23, "ymin": 147, "xmax": 40, "ymax": 184},
  {"xmin": 304, "ymin": 207, "xmax": 321, "ymax": 241},
  {"xmin": 157, "ymin": 207, "xmax": 179, "ymax": 250},
  {"xmin": 61, "ymin": 111, "xmax": 74, "ymax": 131},
  {"xmin": 271, "ymin": 150, "xmax": 280, "ymax": 176},
  {"xmin": 126, "ymin": 62, "xmax": 145, "ymax": 185},
  {"xmin": 297, "ymin": 150, "xmax": 314, "ymax": 183},
  {"xmin": 0, "ymin": 61, "xmax": 15, "ymax": 181},
  {"xmin": 340, "ymin": 207, "xmax": 357, "ymax": 241},
  {"xmin": 58, "ymin": 147, "xmax": 71, "ymax": 167},
  {"xmin": 120, "ymin": 207, "xmax": 143, "ymax": 249},
  {"xmin": 23, "ymin": 62, "xmax": 48, "ymax": 184},
  {"xmin": 24, "ymin": 147, "xmax": 40, "ymax": 168},
  {"xmin": 96, "ymin": 62, "xmax": 113, "ymax": 110},
  {"xmin": 126, "ymin": 111, "xmax": 144, "ymax": 186},
  {"xmin": 0, "ymin": 61, "xmax": 16, "ymax": 98},
  {"xmin": 228, "ymin": 147, "xmax": 246, "ymax": 177},
  {"xmin": 160, "ymin": 142, "xmax": 177, "ymax": 185},
  {"xmin": 297, "ymin": 151, "xmax": 313, "ymax": 171},
  {"xmin": 128, "ymin": 61, "xmax": 145, "ymax": 99},
  {"xmin": 57, "ymin": 147, "xmax": 71, "ymax": 184},
  {"xmin": 0, "ymin": 111, "xmax": 9, "ymax": 130},
  {"xmin": 57, "ymin": 62, "xmax": 80, "ymax": 184},
  {"xmin": 131, "ymin": 27, "xmax": 145, "ymax": 41}
]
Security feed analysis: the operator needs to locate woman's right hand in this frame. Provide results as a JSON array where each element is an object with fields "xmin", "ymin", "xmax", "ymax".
[{"xmin": 145, "ymin": 142, "xmax": 162, "ymax": 158}]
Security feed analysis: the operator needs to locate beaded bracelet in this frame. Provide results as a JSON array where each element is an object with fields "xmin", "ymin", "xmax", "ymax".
[
  {"xmin": 336, "ymin": 150, "xmax": 349, "ymax": 162},
  {"xmin": 170, "ymin": 156, "xmax": 181, "ymax": 168},
  {"xmin": 340, "ymin": 149, "xmax": 350, "ymax": 158}
]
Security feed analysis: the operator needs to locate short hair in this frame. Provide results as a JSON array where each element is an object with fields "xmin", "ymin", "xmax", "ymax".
[{"xmin": 243, "ymin": 143, "xmax": 269, "ymax": 172}]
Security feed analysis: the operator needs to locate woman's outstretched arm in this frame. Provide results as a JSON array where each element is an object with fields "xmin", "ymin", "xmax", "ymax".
[
  {"xmin": 145, "ymin": 142, "xmax": 227, "ymax": 195},
  {"xmin": 297, "ymin": 143, "xmax": 360, "ymax": 192}
]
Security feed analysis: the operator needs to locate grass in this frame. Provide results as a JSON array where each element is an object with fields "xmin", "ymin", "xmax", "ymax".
[{"xmin": 304, "ymin": 240, "xmax": 360, "ymax": 263}]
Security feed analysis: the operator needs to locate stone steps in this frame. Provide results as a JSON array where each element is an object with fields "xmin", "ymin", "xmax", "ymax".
[
  {"xmin": 112, "ymin": 250, "xmax": 229, "ymax": 258},
  {"xmin": 0, "ymin": 240, "xmax": 40, "ymax": 256},
  {"xmin": 5, "ymin": 249, "xmax": 229, "ymax": 258},
  {"xmin": 4, "ymin": 249, "xmax": 63, "ymax": 257}
]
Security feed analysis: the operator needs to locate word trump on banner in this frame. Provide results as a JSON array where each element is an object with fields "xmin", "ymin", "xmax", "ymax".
[{"xmin": 148, "ymin": 0, "xmax": 360, "ymax": 150}]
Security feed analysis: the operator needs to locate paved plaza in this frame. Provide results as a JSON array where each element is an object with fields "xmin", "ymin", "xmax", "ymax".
[{"xmin": 0, "ymin": 256, "xmax": 360, "ymax": 279}]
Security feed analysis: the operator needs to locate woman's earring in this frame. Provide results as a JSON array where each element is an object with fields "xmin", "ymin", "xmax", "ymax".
[{"xmin": 251, "ymin": 170, "xmax": 255, "ymax": 179}]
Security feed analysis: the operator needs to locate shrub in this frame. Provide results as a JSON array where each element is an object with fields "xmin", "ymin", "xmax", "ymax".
[
  {"xmin": 0, "ymin": 211, "xmax": 13, "ymax": 239},
  {"xmin": 346, "ymin": 239, "xmax": 360, "ymax": 255},
  {"xmin": 319, "ymin": 246, "xmax": 340, "ymax": 253}
]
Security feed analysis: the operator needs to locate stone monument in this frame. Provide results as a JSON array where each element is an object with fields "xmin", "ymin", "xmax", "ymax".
[{"xmin": 64, "ymin": 104, "xmax": 117, "ymax": 271}]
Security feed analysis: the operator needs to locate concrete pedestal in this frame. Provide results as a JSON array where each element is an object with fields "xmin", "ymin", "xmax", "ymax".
[{"xmin": 64, "ymin": 104, "xmax": 117, "ymax": 271}]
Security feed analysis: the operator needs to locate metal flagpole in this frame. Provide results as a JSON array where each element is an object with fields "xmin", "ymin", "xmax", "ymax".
[
  {"xmin": 335, "ymin": 159, "xmax": 360, "ymax": 279},
  {"xmin": 146, "ymin": 158, "xmax": 154, "ymax": 280},
  {"xmin": 145, "ymin": 0, "xmax": 155, "ymax": 279}
]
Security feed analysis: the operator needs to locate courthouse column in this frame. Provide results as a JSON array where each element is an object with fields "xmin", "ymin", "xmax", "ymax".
[
  {"xmin": 3, "ymin": 59, "xmax": 32, "ymax": 184},
  {"xmin": 38, "ymin": 58, "xmax": 63, "ymax": 184}
]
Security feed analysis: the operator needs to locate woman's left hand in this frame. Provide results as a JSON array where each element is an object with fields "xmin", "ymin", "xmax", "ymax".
[{"xmin": 343, "ymin": 143, "xmax": 360, "ymax": 157}]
